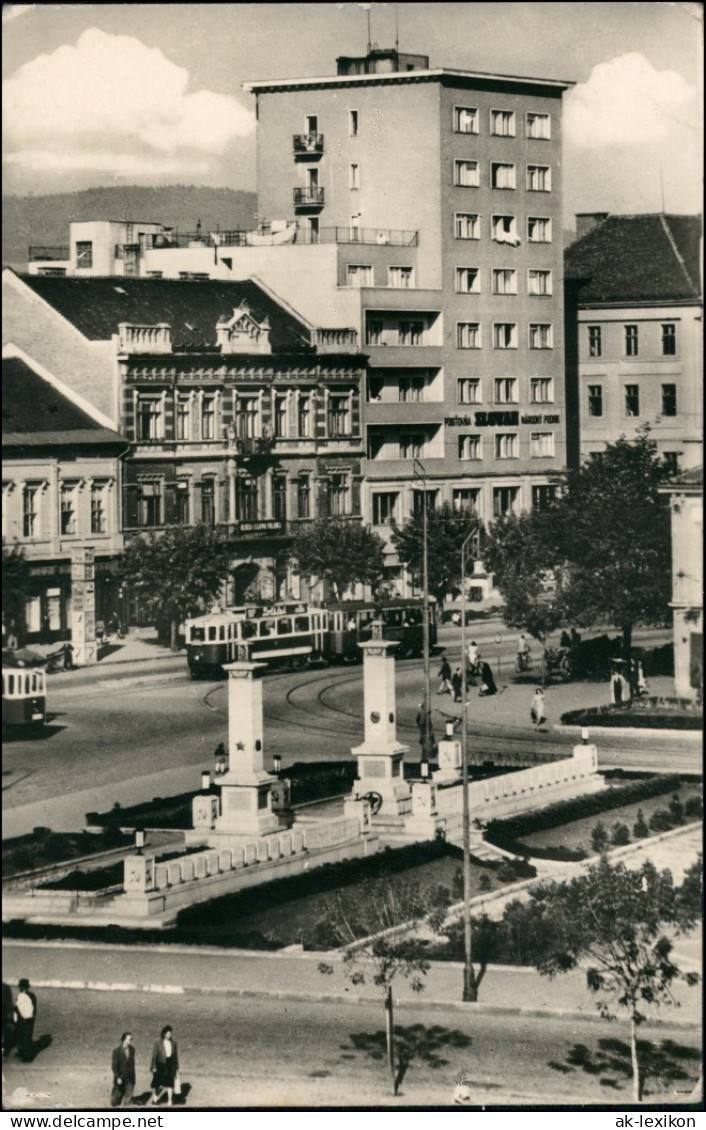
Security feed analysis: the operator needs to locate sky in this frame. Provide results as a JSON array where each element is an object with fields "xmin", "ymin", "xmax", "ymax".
[{"xmin": 2, "ymin": 2, "xmax": 703, "ymax": 224}]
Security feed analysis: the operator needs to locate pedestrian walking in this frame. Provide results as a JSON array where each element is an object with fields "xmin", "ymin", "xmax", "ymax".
[
  {"xmin": 437, "ymin": 654, "xmax": 453, "ymax": 695},
  {"xmin": 13, "ymin": 978, "xmax": 37, "ymax": 1062},
  {"xmin": 213, "ymin": 741, "xmax": 228, "ymax": 776},
  {"xmin": 149, "ymin": 1025, "xmax": 180, "ymax": 1107},
  {"xmin": 41, "ymin": 612, "xmax": 51, "ymax": 645},
  {"xmin": 478, "ymin": 661, "xmax": 497, "ymax": 696},
  {"xmin": 530, "ymin": 688, "xmax": 546, "ymax": 726},
  {"xmin": 516, "ymin": 633, "xmax": 531, "ymax": 671},
  {"xmin": 466, "ymin": 640, "xmax": 479, "ymax": 672},
  {"xmin": 451, "ymin": 667, "xmax": 463, "ymax": 703},
  {"xmin": 111, "ymin": 1032, "xmax": 136, "ymax": 1107},
  {"xmin": 107, "ymin": 612, "xmax": 120, "ymax": 639},
  {"xmin": 62, "ymin": 642, "xmax": 74, "ymax": 671}
]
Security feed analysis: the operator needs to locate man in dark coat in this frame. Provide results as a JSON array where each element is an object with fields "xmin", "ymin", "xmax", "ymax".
[
  {"xmin": 13, "ymin": 978, "xmax": 37, "ymax": 1061},
  {"xmin": 111, "ymin": 1032, "xmax": 136, "ymax": 1106}
]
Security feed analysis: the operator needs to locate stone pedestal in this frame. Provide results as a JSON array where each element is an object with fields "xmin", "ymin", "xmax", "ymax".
[
  {"xmin": 210, "ymin": 661, "xmax": 282, "ymax": 838},
  {"xmin": 404, "ymin": 780, "xmax": 441, "ymax": 839},
  {"xmin": 343, "ymin": 794, "xmax": 372, "ymax": 834},
  {"xmin": 123, "ymin": 853, "xmax": 156, "ymax": 892},
  {"xmin": 192, "ymin": 792, "xmax": 220, "ymax": 830},
  {"xmin": 435, "ymin": 736, "xmax": 462, "ymax": 781},
  {"xmin": 349, "ymin": 626, "xmax": 412, "ymax": 818}
]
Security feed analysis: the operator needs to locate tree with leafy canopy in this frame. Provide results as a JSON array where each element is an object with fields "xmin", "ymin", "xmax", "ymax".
[
  {"xmin": 317, "ymin": 874, "xmax": 450, "ymax": 1094},
  {"xmin": 2, "ymin": 542, "xmax": 30, "ymax": 642},
  {"xmin": 482, "ymin": 510, "xmax": 563, "ymax": 647},
  {"xmin": 550, "ymin": 429, "xmax": 673, "ymax": 655},
  {"xmin": 390, "ymin": 502, "xmax": 483, "ymax": 607},
  {"xmin": 120, "ymin": 524, "xmax": 232, "ymax": 650},
  {"xmin": 527, "ymin": 856, "xmax": 700, "ymax": 1102},
  {"xmin": 290, "ymin": 518, "xmax": 386, "ymax": 601}
]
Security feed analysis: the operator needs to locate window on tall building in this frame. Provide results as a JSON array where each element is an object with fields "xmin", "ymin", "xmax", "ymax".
[
  {"xmin": 453, "ymin": 488, "xmax": 480, "ymax": 513},
  {"xmin": 138, "ymin": 481, "xmax": 163, "ymax": 527},
  {"xmin": 237, "ymin": 476, "xmax": 258, "ymax": 522},
  {"xmin": 274, "ymin": 395, "xmax": 288, "ymax": 438},
  {"xmin": 347, "ymin": 263, "xmax": 372, "ymax": 287},
  {"xmin": 527, "ymin": 165, "xmax": 551, "ymax": 191},
  {"xmin": 455, "ymin": 213, "xmax": 480, "ymax": 239},
  {"xmin": 456, "ymin": 266, "xmax": 480, "ymax": 294},
  {"xmin": 454, "ymin": 106, "xmax": 478, "ymax": 133},
  {"xmin": 494, "ymin": 377, "xmax": 518, "ymax": 403},
  {"xmin": 588, "ymin": 325, "xmax": 602, "ymax": 357},
  {"xmin": 201, "ymin": 478, "xmax": 215, "ymax": 524},
  {"xmin": 413, "ymin": 489, "xmax": 437, "ymax": 516},
  {"xmin": 372, "ymin": 492, "xmax": 398, "ymax": 525},
  {"xmin": 60, "ymin": 482, "xmax": 77, "ymax": 535},
  {"xmin": 528, "ymin": 269, "xmax": 552, "ymax": 295},
  {"xmin": 22, "ymin": 485, "xmax": 39, "ymax": 538},
  {"xmin": 457, "ymin": 322, "xmax": 481, "ymax": 348},
  {"xmin": 458, "ymin": 377, "xmax": 481, "ymax": 404},
  {"xmin": 495, "ymin": 433, "xmax": 518, "ymax": 459},
  {"xmin": 530, "ymin": 432, "xmax": 555, "ymax": 457},
  {"xmin": 272, "ymin": 475, "xmax": 287, "ymax": 521},
  {"xmin": 588, "ymin": 385, "xmax": 603, "ymax": 417},
  {"xmin": 296, "ymin": 475, "xmax": 311, "ymax": 519},
  {"xmin": 661, "ymin": 323, "xmax": 676, "ymax": 355},
  {"xmin": 328, "ymin": 394, "xmax": 350, "ymax": 436},
  {"xmin": 399, "ymin": 375, "xmax": 424, "ymax": 402},
  {"xmin": 400, "ymin": 434, "xmax": 424, "ymax": 460},
  {"xmin": 458, "ymin": 434, "xmax": 481, "ymax": 460},
  {"xmin": 349, "ymin": 109, "xmax": 359, "ymax": 136},
  {"xmin": 201, "ymin": 395, "xmax": 216, "ymax": 440},
  {"xmin": 399, "ymin": 320, "xmax": 424, "ymax": 345},
  {"xmin": 136, "ymin": 395, "xmax": 163, "ymax": 440},
  {"xmin": 526, "ymin": 112, "xmax": 551, "ymax": 139},
  {"xmin": 297, "ymin": 395, "xmax": 312, "ymax": 437},
  {"xmin": 490, "ymin": 109, "xmax": 515, "ymax": 135},
  {"xmin": 349, "ymin": 163, "xmax": 360, "ymax": 189},
  {"xmin": 530, "ymin": 378, "xmax": 554, "ymax": 403},
  {"xmin": 492, "ymin": 214, "xmax": 519, "ymax": 243},
  {"xmin": 493, "ymin": 486, "xmax": 519, "ymax": 517},
  {"xmin": 493, "ymin": 323, "xmax": 517, "ymax": 349},
  {"xmin": 663, "ymin": 452, "xmax": 680, "ymax": 476},
  {"xmin": 236, "ymin": 396, "xmax": 259, "ymax": 438},
  {"xmin": 91, "ymin": 482, "xmax": 107, "ymax": 534},
  {"xmin": 625, "ymin": 324, "xmax": 639, "ymax": 356},
  {"xmin": 388, "ymin": 265, "xmax": 414, "ymax": 288},
  {"xmin": 75, "ymin": 241, "xmax": 93, "ymax": 268},
  {"xmin": 624, "ymin": 384, "xmax": 640, "ymax": 416},
  {"xmin": 491, "ymin": 162, "xmax": 516, "ymax": 189},
  {"xmin": 661, "ymin": 384, "xmax": 677, "ymax": 416},
  {"xmin": 532, "ymin": 484, "xmax": 556, "ymax": 510},
  {"xmin": 366, "ymin": 318, "xmax": 383, "ymax": 346},
  {"xmin": 527, "ymin": 216, "xmax": 551, "ymax": 242},
  {"xmin": 454, "ymin": 160, "xmax": 479, "ymax": 187},
  {"xmin": 329, "ymin": 473, "xmax": 350, "ymax": 516},
  {"xmin": 492, "ymin": 268, "xmax": 517, "ymax": 295},
  {"xmin": 175, "ymin": 396, "xmax": 190, "ymax": 440},
  {"xmin": 529, "ymin": 323, "xmax": 553, "ymax": 349},
  {"xmin": 175, "ymin": 480, "xmax": 190, "ymax": 524}
]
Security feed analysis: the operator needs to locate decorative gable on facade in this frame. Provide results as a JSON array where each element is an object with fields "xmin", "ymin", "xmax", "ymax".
[{"xmin": 216, "ymin": 304, "xmax": 272, "ymax": 354}]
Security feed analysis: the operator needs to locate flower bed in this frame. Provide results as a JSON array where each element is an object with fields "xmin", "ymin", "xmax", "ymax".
[{"xmin": 561, "ymin": 696, "xmax": 702, "ymax": 729}]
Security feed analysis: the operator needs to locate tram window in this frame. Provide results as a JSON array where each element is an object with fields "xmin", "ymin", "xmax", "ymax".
[
  {"xmin": 260, "ymin": 619, "xmax": 276, "ymax": 637},
  {"xmin": 241, "ymin": 621, "xmax": 256, "ymax": 639},
  {"xmin": 191, "ymin": 627, "xmax": 205, "ymax": 642},
  {"xmin": 24, "ymin": 675, "xmax": 31, "ymax": 694},
  {"xmin": 295, "ymin": 616, "xmax": 309, "ymax": 632},
  {"xmin": 8, "ymin": 674, "xmax": 15, "ymax": 694},
  {"xmin": 278, "ymin": 618, "xmax": 292, "ymax": 635},
  {"xmin": 208, "ymin": 626, "xmax": 217, "ymax": 641}
]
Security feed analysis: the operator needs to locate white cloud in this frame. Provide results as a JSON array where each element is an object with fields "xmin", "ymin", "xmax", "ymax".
[
  {"xmin": 5, "ymin": 149, "xmax": 211, "ymax": 177},
  {"xmin": 3, "ymin": 27, "xmax": 254, "ymax": 158},
  {"xmin": 565, "ymin": 53, "xmax": 698, "ymax": 148}
]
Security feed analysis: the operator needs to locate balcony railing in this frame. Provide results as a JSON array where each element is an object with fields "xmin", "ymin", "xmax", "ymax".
[
  {"xmin": 293, "ymin": 132, "xmax": 324, "ymax": 155},
  {"xmin": 28, "ymin": 246, "xmax": 70, "ymax": 262},
  {"xmin": 293, "ymin": 187, "xmax": 325, "ymax": 208},
  {"xmin": 314, "ymin": 327, "xmax": 359, "ymax": 352}
]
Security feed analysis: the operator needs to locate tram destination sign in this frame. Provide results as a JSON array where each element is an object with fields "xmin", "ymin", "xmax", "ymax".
[{"xmin": 445, "ymin": 412, "xmax": 560, "ymax": 427}]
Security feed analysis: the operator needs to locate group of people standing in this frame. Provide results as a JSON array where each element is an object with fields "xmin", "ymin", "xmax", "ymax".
[
  {"xmin": 437, "ymin": 647, "xmax": 498, "ymax": 703},
  {"xmin": 111, "ymin": 1024, "xmax": 180, "ymax": 1107}
]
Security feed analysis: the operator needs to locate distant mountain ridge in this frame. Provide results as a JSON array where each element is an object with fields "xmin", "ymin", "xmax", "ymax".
[{"xmin": 2, "ymin": 185, "xmax": 259, "ymax": 271}]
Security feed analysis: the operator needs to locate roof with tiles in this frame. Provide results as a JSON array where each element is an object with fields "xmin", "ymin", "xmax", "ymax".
[
  {"xmin": 3, "ymin": 356, "xmax": 125, "ymax": 447},
  {"xmin": 14, "ymin": 274, "xmax": 316, "ymax": 353},
  {"xmin": 565, "ymin": 214, "xmax": 702, "ymax": 305}
]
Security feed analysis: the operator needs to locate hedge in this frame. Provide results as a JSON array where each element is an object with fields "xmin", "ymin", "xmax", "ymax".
[{"xmin": 561, "ymin": 696, "xmax": 702, "ymax": 729}]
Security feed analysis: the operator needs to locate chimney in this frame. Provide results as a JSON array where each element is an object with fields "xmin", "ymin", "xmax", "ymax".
[{"xmin": 575, "ymin": 213, "xmax": 609, "ymax": 240}]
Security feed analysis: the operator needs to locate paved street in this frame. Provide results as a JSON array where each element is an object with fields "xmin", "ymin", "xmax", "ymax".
[{"xmin": 1, "ymin": 982, "xmax": 701, "ymax": 1109}]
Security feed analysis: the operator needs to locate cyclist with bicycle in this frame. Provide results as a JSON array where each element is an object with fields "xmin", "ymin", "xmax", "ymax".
[{"xmin": 516, "ymin": 633, "xmax": 531, "ymax": 672}]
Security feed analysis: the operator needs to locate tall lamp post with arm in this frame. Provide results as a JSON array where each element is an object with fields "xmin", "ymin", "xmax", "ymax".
[
  {"xmin": 460, "ymin": 529, "xmax": 479, "ymax": 1002},
  {"xmin": 412, "ymin": 458, "xmax": 433, "ymax": 762}
]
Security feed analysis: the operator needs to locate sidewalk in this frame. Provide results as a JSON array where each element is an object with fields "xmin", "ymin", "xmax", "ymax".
[{"xmin": 28, "ymin": 627, "xmax": 183, "ymax": 683}]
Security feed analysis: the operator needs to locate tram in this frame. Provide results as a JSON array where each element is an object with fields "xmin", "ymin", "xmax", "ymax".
[
  {"xmin": 2, "ymin": 649, "xmax": 47, "ymax": 732},
  {"xmin": 185, "ymin": 597, "xmax": 437, "ymax": 677}
]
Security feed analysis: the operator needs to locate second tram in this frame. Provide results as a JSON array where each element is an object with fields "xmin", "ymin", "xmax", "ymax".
[{"xmin": 2, "ymin": 650, "xmax": 47, "ymax": 732}]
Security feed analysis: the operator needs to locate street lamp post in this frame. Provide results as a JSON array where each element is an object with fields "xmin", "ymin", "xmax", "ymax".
[
  {"xmin": 460, "ymin": 530, "xmax": 478, "ymax": 1002},
  {"xmin": 413, "ymin": 458, "xmax": 433, "ymax": 762}
]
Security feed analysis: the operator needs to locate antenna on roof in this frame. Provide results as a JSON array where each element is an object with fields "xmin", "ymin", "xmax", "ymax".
[
  {"xmin": 358, "ymin": 2, "xmax": 372, "ymax": 53},
  {"xmin": 395, "ymin": 4, "xmax": 399, "ymax": 51},
  {"xmin": 659, "ymin": 164, "xmax": 666, "ymax": 214}
]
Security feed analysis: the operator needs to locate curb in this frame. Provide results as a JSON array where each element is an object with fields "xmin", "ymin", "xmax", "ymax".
[{"xmin": 22, "ymin": 977, "xmax": 701, "ymax": 1028}]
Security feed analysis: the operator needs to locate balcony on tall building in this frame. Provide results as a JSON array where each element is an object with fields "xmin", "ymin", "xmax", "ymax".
[
  {"xmin": 293, "ymin": 132, "xmax": 324, "ymax": 157},
  {"xmin": 293, "ymin": 187, "xmax": 325, "ymax": 210}
]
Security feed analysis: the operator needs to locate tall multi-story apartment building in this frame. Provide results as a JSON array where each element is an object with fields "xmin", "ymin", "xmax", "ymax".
[{"xmin": 565, "ymin": 212, "xmax": 703, "ymax": 472}]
